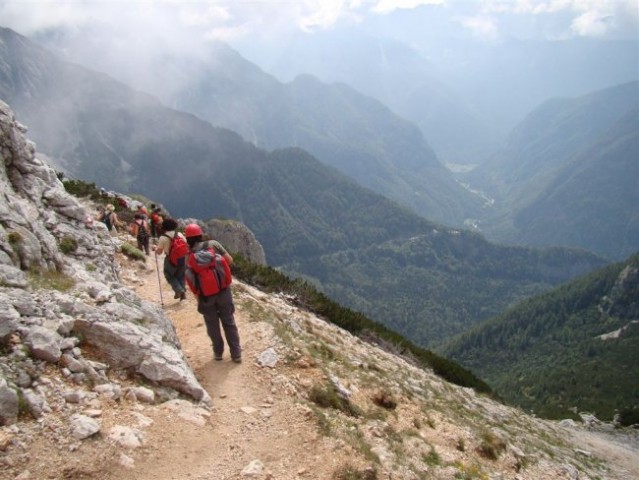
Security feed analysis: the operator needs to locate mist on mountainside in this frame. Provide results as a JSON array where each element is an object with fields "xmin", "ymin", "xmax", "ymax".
[
  {"xmin": 16, "ymin": 1, "xmax": 637, "ymax": 241},
  {"xmin": 17, "ymin": 1, "xmax": 637, "ymax": 168},
  {"xmin": 234, "ymin": 29, "xmax": 638, "ymax": 165},
  {"xmin": 0, "ymin": 24, "xmax": 610, "ymax": 355}
]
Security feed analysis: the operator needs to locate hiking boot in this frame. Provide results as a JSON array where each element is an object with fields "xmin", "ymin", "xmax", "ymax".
[
  {"xmin": 214, "ymin": 355, "xmax": 223, "ymax": 361},
  {"xmin": 232, "ymin": 357, "xmax": 242, "ymax": 364},
  {"xmin": 173, "ymin": 291, "xmax": 180, "ymax": 299},
  {"xmin": 179, "ymin": 291, "xmax": 186, "ymax": 301}
]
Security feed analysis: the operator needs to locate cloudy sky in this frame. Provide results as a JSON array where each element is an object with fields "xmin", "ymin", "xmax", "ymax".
[
  {"xmin": 1, "ymin": 0, "xmax": 638, "ymax": 45},
  {"xmin": 1, "ymin": 0, "xmax": 636, "ymax": 117}
]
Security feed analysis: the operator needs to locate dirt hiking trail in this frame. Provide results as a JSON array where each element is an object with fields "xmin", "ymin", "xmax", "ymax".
[
  {"xmin": 104, "ymin": 254, "xmax": 349, "ymax": 480},
  {"xmin": 105, "ymin": 254, "xmax": 639, "ymax": 480}
]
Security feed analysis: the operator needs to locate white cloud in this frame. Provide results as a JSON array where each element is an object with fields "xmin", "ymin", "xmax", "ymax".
[
  {"xmin": 460, "ymin": 15, "xmax": 500, "ymax": 40},
  {"xmin": 0, "ymin": 0, "xmax": 636, "ymax": 42},
  {"xmin": 0, "ymin": 0, "xmax": 90, "ymax": 33},
  {"xmin": 298, "ymin": 0, "xmax": 350, "ymax": 31},
  {"xmin": 571, "ymin": 10, "xmax": 613, "ymax": 37},
  {"xmin": 474, "ymin": 0, "xmax": 638, "ymax": 39},
  {"xmin": 179, "ymin": 5, "xmax": 231, "ymax": 29},
  {"xmin": 372, "ymin": 0, "xmax": 446, "ymax": 15}
]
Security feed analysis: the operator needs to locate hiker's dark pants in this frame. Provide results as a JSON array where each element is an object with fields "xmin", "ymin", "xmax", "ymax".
[
  {"xmin": 163, "ymin": 256, "xmax": 185, "ymax": 295},
  {"xmin": 137, "ymin": 236, "xmax": 150, "ymax": 255},
  {"xmin": 197, "ymin": 288, "xmax": 241, "ymax": 359}
]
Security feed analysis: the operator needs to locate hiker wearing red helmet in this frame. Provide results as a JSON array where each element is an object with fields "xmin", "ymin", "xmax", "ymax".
[
  {"xmin": 184, "ymin": 223, "xmax": 242, "ymax": 363},
  {"xmin": 184, "ymin": 223, "xmax": 203, "ymax": 237}
]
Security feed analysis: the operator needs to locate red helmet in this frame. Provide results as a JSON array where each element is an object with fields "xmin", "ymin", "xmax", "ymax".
[{"xmin": 184, "ymin": 223, "xmax": 203, "ymax": 238}]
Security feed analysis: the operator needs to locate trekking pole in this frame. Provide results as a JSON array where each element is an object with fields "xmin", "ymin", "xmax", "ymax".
[{"xmin": 154, "ymin": 253, "xmax": 164, "ymax": 307}]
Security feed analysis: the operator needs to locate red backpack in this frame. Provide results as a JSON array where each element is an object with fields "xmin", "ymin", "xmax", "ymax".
[
  {"xmin": 164, "ymin": 234, "xmax": 189, "ymax": 265},
  {"xmin": 185, "ymin": 247, "xmax": 232, "ymax": 297}
]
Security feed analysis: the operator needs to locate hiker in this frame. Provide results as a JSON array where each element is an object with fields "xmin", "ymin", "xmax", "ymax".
[
  {"xmin": 184, "ymin": 223, "xmax": 242, "ymax": 363},
  {"xmin": 149, "ymin": 207, "xmax": 163, "ymax": 239},
  {"xmin": 100, "ymin": 204, "xmax": 124, "ymax": 236},
  {"xmin": 130, "ymin": 213, "xmax": 150, "ymax": 255},
  {"xmin": 154, "ymin": 218, "xmax": 188, "ymax": 301},
  {"xmin": 136, "ymin": 203, "xmax": 149, "ymax": 218}
]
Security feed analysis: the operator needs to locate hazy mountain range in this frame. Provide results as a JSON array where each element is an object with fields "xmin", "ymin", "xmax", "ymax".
[
  {"xmin": 28, "ymin": 24, "xmax": 638, "ymax": 261},
  {"xmin": 237, "ymin": 31, "xmax": 639, "ymax": 165},
  {"xmin": 2, "ymin": 0, "xmax": 637, "ymax": 438},
  {"xmin": 34, "ymin": 31, "xmax": 484, "ymax": 228},
  {"xmin": 0, "ymin": 26, "xmax": 609, "ymax": 350},
  {"xmin": 467, "ymin": 81, "xmax": 639, "ymax": 260},
  {"xmin": 2, "ymin": 22, "xmax": 636, "ymax": 420}
]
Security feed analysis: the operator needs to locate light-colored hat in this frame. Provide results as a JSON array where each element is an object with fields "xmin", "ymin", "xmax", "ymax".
[{"xmin": 106, "ymin": 204, "xmax": 115, "ymax": 211}]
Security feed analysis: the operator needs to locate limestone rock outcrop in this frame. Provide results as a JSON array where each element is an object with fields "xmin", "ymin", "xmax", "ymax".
[
  {"xmin": 180, "ymin": 217, "xmax": 267, "ymax": 265},
  {"xmin": 0, "ymin": 100, "xmax": 210, "ymax": 425}
]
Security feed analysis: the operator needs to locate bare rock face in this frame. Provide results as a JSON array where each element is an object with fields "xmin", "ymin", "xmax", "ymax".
[
  {"xmin": 601, "ymin": 261, "xmax": 639, "ymax": 319},
  {"xmin": 202, "ymin": 218, "xmax": 267, "ymax": 265},
  {"xmin": 0, "ymin": 100, "xmax": 210, "ymax": 425}
]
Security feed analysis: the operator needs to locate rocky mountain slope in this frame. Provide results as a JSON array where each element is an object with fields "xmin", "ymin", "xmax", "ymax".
[
  {"xmin": 6, "ymin": 239, "xmax": 639, "ymax": 480},
  {"xmin": 0, "ymin": 96, "xmax": 638, "ymax": 480}
]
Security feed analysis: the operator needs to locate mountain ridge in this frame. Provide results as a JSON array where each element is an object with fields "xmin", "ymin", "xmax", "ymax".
[
  {"xmin": 234, "ymin": 31, "xmax": 638, "ymax": 163},
  {"xmin": 27, "ymin": 27, "xmax": 484, "ymax": 226}
]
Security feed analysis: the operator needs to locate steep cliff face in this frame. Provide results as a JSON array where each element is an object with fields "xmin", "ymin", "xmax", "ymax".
[{"xmin": 0, "ymin": 100, "xmax": 210, "ymax": 425}]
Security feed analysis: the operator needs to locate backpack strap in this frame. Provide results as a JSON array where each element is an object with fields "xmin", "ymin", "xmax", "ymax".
[{"xmin": 159, "ymin": 233, "xmax": 173, "ymax": 253}]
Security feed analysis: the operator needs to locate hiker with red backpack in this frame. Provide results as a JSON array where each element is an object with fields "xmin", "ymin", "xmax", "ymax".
[
  {"xmin": 154, "ymin": 218, "xmax": 189, "ymax": 301},
  {"xmin": 184, "ymin": 223, "xmax": 242, "ymax": 363}
]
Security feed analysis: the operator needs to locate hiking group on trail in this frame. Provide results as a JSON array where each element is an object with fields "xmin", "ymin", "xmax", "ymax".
[
  {"xmin": 93, "ymin": 199, "xmax": 242, "ymax": 364},
  {"xmin": 149, "ymin": 205, "xmax": 164, "ymax": 239},
  {"xmin": 155, "ymin": 220, "xmax": 242, "ymax": 363}
]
